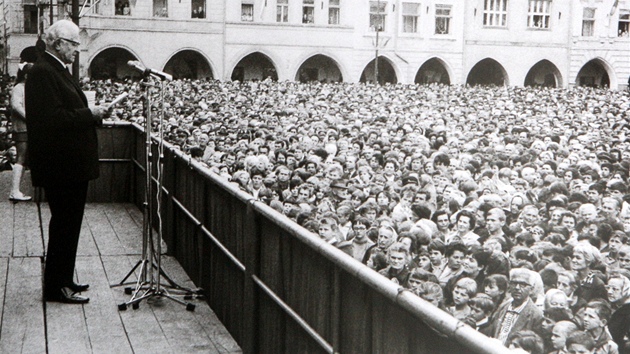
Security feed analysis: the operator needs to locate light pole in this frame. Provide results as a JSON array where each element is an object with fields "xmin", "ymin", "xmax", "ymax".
[{"xmin": 373, "ymin": 0, "xmax": 380, "ymax": 85}]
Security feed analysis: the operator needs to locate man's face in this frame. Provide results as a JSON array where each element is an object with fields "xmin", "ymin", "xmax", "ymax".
[
  {"xmin": 509, "ymin": 273, "xmax": 532, "ymax": 305},
  {"xmin": 225, "ymin": 154, "xmax": 236, "ymax": 166},
  {"xmin": 353, "ymin": 223, "xmax": 367, "ymax": 240},
  {"xmin": 587, "ymin": 190, "xmax": 601, "ymax": 204},
  {"xmin": 388, "ymin": 251, "xmax": 406, "ymax": 270},
  {"xmin": 278, "ymin": 169, "xmax": 290, "ymax": 182},
  {"xmin": 607, "ymin": 278, "xmax": 625, "ymax": 303},
  {"xmin": 486, "ymin": 213, "xmax": 503, "ymax": 233},
  {"xmin": 556, "ymin": 275, "xmax": 575, "ymax": 297},
  {"xmin": 429, "ymin": 250, "xmax": 443, "ymax": 264},
  {"xmin": 56, "ymin": 34, "xmax": 81, "ymax": 64},
  {"xmin": 521, "ymin": 207, "xmax": 539, "ymax": 227},
  {"xmin": 318, "ymin": 224, "xmax": 335, "ymax": 241},
  {"xmin": 582, "ymin": 307, "xmax": 604, "ymax": 332},
  {"xmin": 252, "ymin": 175, "xmax": 263, "ymax": 189},
  {"xmin": 378, "ymin": 229, "xmax": 395, "ymax": 249}
]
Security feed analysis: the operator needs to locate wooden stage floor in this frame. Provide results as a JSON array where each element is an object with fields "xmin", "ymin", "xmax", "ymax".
[{"xmin": 0, "ymin": 199, "xmax": 241, "ymax": 354}]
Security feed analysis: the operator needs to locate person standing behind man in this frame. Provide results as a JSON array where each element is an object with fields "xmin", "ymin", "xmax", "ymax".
[
  {"xmin": 26, "ymin": 20, "xmax": 109, "ymax": 304},
  {"xmin": 9, "ymin": 62, "xmax": 34, "ymax": 201}
]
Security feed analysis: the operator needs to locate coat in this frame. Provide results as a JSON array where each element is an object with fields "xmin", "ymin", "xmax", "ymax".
[
  {"xmin": 26, "ymin": 52, "xmax": 100, "ymax": 187},
  {"xmin": 488, "ymin": 298, "xmax": 544, "ymax": 344}
]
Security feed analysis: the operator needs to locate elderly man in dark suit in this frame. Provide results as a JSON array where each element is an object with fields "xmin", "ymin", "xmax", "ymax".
[
  {"xmin": 26, "ymin": 20, "xmax": 109, "ymax": 304},
  {"xmin": 488, "ymin": 268, "xmax": 544, "ymax": 345}
]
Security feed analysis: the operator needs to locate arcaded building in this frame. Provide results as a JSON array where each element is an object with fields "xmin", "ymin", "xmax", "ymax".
[{"xmin": 2, "ymin": 0, "xmax": 629, "ymax": 88}]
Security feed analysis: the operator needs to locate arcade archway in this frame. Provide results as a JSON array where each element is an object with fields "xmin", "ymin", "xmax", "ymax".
[
  {"xmin": 295, "ymin": 55, "xmax": 342, "ymax": 83},
  {"xmin": 231, "ymin": 52, "xmax": 278, "ymax": 81},
  {"xmin": 415, "ymin": 58, "xmax": 451, "ymax": 85},
  {"xmin": 576, "ymin": 59, "xmax": 611, "ymax": 88},
  {"xmin": 524, "ymin": 60, "xmax": 562, "ymax": 88},
  {"xmin": 88, "ymin": 47, "xmax": 138, "ymax": 80},
  {"xmin": 164, "ymin": 50, "xmax": 213, "ymax": 80},
  {"xmin": 466, "ymin": 58, "xmax": 508, "ymax": 86},
  {"xmin": 360, "ymin": 56, "xmax": 397, "ymax": 85}
]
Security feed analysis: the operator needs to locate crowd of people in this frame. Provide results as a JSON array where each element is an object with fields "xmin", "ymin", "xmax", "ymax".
[{"xmin": 4, "ymin": 74, "xmax": 630, "ymax": 353}]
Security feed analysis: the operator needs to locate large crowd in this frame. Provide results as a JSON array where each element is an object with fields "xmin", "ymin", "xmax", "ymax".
[{"xmin": 4, "ymin": 75, "xmax": 630, "ymax": 353}]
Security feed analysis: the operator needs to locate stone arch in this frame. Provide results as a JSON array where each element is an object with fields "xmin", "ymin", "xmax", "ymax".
[
  {"xmin": 294, "ymin": 54, "xmax": 343, "ymax": 83},
  {"xmin": 163, "ymin": 49, "xmax": 213, "ymax": 80},
  {"xmin": 575, "ymin": 58, "xmax": 614, "ymax": 88},
  {"xmin": 415, "ymin": 57, "xmax": 452, "ymax": 85},
  {"xmin": 466, "ymin": 58, "xmax": 509, "ymax": 86},
  {"xmin": 230, "ymin": 52, "xmax": 278, "ymax": 81},
  {"xmin": 524, "ymin": 59, "xmax": 563, "ymax": 88},
  {"xmin": 88, "ymin": 46, "xmax": 139, "ymax": 80},
  {"xmin": 360, "ymin": 56, "xmax": 398, "ymax": 85}
]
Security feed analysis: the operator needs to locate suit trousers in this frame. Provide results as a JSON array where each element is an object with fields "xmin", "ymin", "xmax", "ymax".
[{"xmin": 43, "ymin": 181, "xmax": 89, "ymax": 294}]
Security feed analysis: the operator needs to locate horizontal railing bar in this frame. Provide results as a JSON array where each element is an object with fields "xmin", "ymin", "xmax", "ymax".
[
  {"xmin": 99, "ymin": 158, "xmax": 132, "ymax": 163},
  {"xmin": 171, "ymin": 196, "xmax": 247, "ymax": 272},
  {"xmin": 200, "ymin": 224, "xmax": 247, "ymax": 272},
  {"xmin": 251, "ymin": 275, "xmax": 334, "ymax": 354}
]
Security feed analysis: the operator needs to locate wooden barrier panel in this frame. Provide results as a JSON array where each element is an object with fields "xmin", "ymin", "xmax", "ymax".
[{"xmin": 99, "ymin": 124, "xmax": 511, "ymax": 354}]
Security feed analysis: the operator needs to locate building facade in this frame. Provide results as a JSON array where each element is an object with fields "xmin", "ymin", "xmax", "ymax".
[{"xmin": 2, "ymin": 0, "xmax": 629, "ymax": 88}]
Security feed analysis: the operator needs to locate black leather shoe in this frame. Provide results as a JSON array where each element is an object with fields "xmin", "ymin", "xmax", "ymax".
[
  {"xmin": 45, "ymin": 287, "xmax": 89, "ymax": 304},
  {"xmin": 69, "ymin": 283, "xmax": 89, "ymax": 292}
]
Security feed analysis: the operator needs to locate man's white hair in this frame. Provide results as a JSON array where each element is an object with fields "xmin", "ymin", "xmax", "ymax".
[{"xmin": 44, "ymin": 19, "xmax": 79, "ymax": 48}]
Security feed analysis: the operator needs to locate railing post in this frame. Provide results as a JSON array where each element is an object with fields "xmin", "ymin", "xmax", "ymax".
[{"xmin": 242, "ymin": 200, "xmax": 260, "ymax": 354}]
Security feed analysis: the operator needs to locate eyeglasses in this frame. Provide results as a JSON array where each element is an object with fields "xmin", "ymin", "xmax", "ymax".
[
  {"xmin": 59, "ymin": 37, "xmax": 81, "ymax": 47},
  {"xmin": 509, "ymin": 281, "xmax": 531, "ymax": 289}
]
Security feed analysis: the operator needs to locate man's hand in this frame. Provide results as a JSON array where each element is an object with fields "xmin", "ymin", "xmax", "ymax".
[{"xmin": 90, "ymin": 106, "xmax": 111, "ymax": 120}]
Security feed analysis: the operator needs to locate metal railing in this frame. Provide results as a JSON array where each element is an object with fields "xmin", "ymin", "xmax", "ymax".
[{"xmin": 96, "ymin": 122, "xmax": 510, "ymax": 354}]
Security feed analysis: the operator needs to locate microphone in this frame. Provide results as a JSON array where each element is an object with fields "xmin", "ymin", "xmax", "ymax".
[{"xmin": 127, "ymin": 60, "xmax": 173, "ymax": 81}]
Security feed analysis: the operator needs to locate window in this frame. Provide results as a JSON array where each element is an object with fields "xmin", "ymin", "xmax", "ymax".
[
  {"xmin": 276, "ymin": 0, "xmax": 288, "ymax": 22},
  {"xmin": 483, "ymin": 0, "xmax": 508, "ymax": 27},
  {"xmin": 303, "ymin": 0, "xmax": 314, "ymax": 23},
  {"xmin": 402, "ymin": 3, "xmax": 419, "ymax": 33},
  {"xmin": 370, "ymin": 1, "xmax": 387, "ymax": 31},
  {"xmin": 153, "ymin": 0, "xmax": 167, "ymax": 17},
  {"xmin": 191, "ymin": 0, "xmax": 205, "ymax": 18},
  {"xmin": 116, "ymin": 0, "xmax": 131, "ymax": 15},
  {"xmin": 619, "ymin": 10, "xmax": 630, "ymax": 37},
  {"xmin": 242, "ymin": 3, "xmax": 254, "ymax": 21},
  {"xmin": 435, "ymin": 4, "xmax": 451, "ymax": 34},
  {"xmin": 23, "ymin": 5, "xmax": 38, "ymax": 33},
  {"xmin": 527, "ymin": 0, "xmax": 550, "ymax": 29},
  {"xmin": 329, "ymin": 0, "xmax": 340, "ymax": 25},
  {"xmin": 582, "ymin": 7, "xmax": 595, "ymax": 36}
]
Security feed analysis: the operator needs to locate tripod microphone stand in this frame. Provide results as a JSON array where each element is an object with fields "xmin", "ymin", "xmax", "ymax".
[{"xmin": 112, "ymin": 73, "xmax": 202, "ymax": 311}]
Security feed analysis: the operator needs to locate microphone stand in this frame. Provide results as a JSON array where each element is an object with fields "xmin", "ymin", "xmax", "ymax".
[{"xmin": 111, "ymin": 73, "xmax": 202, "ymax": 311}]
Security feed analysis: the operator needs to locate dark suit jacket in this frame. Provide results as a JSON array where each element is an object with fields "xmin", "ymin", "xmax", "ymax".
[
  {"xmin": 488, "ymin": 298, "xmax": 544, "ymax": 343},
  {"xmin": 26, "ymin": 52, "xmax": 100, "ymax": 187}
]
